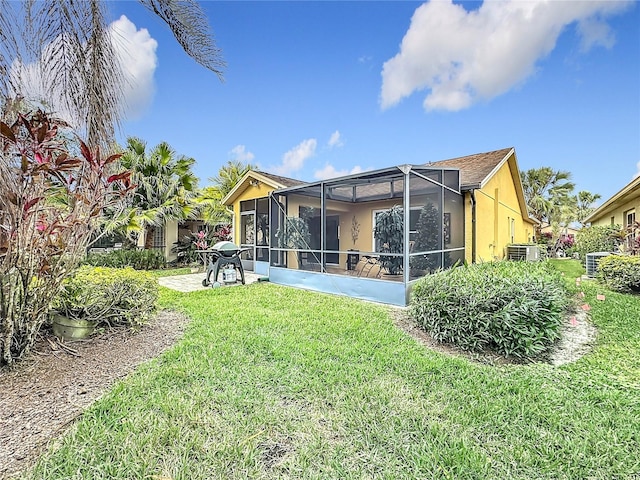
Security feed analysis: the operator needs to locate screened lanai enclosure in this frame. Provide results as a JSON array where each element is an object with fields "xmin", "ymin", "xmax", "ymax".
[{"xmin": 263, "ymin": 164, "xmax": 465, "ymax": 306}]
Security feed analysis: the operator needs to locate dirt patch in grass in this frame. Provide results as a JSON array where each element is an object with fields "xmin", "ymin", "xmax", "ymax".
[
  {"xmin": 0, "ymin": 310, "xmax": 188, "ymax": 479},
  {"xmin": 389, "ymin": 306, "xmax": 597, "ymax": 366}
]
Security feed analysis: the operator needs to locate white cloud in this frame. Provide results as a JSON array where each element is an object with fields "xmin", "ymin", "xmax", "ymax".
[
  {"xmin": 229, "ymin": 145, "xmax": 255, "ymax": 163},
  {"xmin": 9, "ymin": 15, "xmax": 157, "ymax": 124},
  {"xmin": 328, "ymin": 130, "xmax": 344, "ymax": 149},
  {"xmin": 314, "ymin": 164, "xmax": 366, "ymax": 180},
  {"xmin": 110, "ymin": 15, "xmax": 158, "ymax": 119},
  {"xmin": 380, "ymin": 0, "xmax": 631, "ymax": 112},
  {"xmin": 635, "ymin": 161, "xmax": 640, "ymax": 179},
  {"xmin": 273, "ymin": 138, "xmax": 317, "ymax": 176}
]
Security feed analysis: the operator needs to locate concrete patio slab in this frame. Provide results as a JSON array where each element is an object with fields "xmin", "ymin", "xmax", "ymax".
[{"xmin": 157, "ymin": 271, "xmax": 263, "ymax": 293}]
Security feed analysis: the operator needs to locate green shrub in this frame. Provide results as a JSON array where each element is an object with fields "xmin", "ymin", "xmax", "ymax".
[
  {"xmin": 84, "ymin": 248, "xmax": 166, "ymax": 270},
  {"xmin": 596, "ymin": 255, "xmax": 640, "ymax": 293},
  {"xmin": 410, "ymin": 261, "xmax": 569, "ymax": 358},
  {"xmin": 52, "ymin": 266, "xmax": 159, "ymax": 328},
  {"xmin": 575, "ymin": 225, "xmax": 623, "ymax": 259}
]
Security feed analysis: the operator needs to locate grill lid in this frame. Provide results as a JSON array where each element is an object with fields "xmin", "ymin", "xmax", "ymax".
[{"xmin": 212, "ymin": 241, "xmax": 240, "ymax": 252}]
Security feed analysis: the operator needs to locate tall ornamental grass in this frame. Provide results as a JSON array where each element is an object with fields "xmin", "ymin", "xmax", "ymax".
[{"xmin": 411, "ymin": 261, "xmax": 569, "ymax": 358}]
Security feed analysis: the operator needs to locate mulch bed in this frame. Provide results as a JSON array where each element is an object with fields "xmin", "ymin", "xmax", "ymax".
[{"xmin": 0, "ymin": 310, "xmax": 189, "ymax": 478}]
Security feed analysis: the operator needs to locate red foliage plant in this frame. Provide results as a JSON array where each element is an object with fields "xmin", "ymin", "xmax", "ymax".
[{"xmin": 0, "ymin": 110, "xmax": 134, "ymax": 365}]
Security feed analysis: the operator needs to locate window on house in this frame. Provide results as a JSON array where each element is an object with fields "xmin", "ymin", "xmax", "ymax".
[
  {"xmin": 625, "ymin": 210, "xmax": 635, "ymax": 228},
  {"xmin": 153, "ymin": 225, "xmax": 165, "ymax": 248}
]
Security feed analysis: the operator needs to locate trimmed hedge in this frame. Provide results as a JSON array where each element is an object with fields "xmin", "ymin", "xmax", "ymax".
[
  {"xmin": 596, "ymin": 255, "xmax": 640, "ymax": 293},
  {"xmin": 410, "ymin": 261, "xmax": 569, "ymax": 358},
  {"xmin": 52, "ymin": 266, "xmax": 159, "ymax": 328},
  {"xmin": 84, "ymin": 248, "xmax": 166, "ymax": 270}
]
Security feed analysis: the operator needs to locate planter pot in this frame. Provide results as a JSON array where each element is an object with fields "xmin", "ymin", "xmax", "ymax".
[{"xmin": 51, "ymin": 314, "xmax": 95, "ymax": 341}]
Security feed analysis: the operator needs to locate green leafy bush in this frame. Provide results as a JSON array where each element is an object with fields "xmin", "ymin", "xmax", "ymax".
[
  {"xmin": 575, "ymin": 225, "xmax": 623, "ymax": 259},
  {"xmin": 410, "ymin": 261, "xmax": 569, "ymax": 358},
  {"xmin": 596, "ymin": 255, "xmax": 640, "ymax": 293},
  {"xmin": 52, "ymin": 266, "xmax": 159, "ymax": 328},
  {"xmin": 84, "ymin": 248, "xmax": 166, "ymax": 270}
]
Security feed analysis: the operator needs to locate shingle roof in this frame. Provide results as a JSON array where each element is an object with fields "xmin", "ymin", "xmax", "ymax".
[
  {"xmin": 254, "ymin": 171, "xmax": 304, "ymax": 188},
  {"xmin": 428, "ymin": 147, "xmax": 514, "ymax": 189}
]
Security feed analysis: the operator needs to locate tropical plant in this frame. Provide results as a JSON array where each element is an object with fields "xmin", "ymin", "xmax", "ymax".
[
  {"xmin": 374, "ymin": 205, "xmax": 404, "ymax": 275},
  {"xmin": 409, "ymin": 202, "xmax": 441, "ymax": 273},
  {"xmin": 520, "ymin": 167, "xmax": 575, "ymax": 238},
  {"xmin": 195, "ymin": 160, "xmax": 257, "ymax": 224},
  {"xmin": 0, "ymin": 0, "xmax": 224, "ymax": 147},
  {"xmin": 84, "ymin": 249, "xmax": 166, "ymax": 270},
  {"xmin": 575, "ymin": 190, "xmax": 602, "ymax": 227},
  {"xmin": 411, "ymin": 261, "xmax": 569, "ymax": 358},
  {"xmin": 596, "ymin": 255, "xmax": 640, "ymax": 293},
  {"xmin": 52, "ymin": 266, "xmax": 158, "ymax": 328},
  {"xmin": 0, "ymin": 110, "xmax": 133, "ymax": 365},
  {"xmin": 112, "ymin": 137, "xmax": 199, "ymax": 248},
  {"xmin": 575, "ymin": 225, "xmax": 624, "ymax": 259}
]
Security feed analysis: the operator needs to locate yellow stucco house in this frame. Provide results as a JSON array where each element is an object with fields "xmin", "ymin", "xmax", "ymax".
[
  {"xmin": 430, "ymin": 147, "xmax": 536, "ymax": 262},
  {"xmin": 221, "ymin": 147, "xmax": 535, "ymax": 305},
  {"xmin": 585, "ymin": 175, "xmax": 639, "ymax": 229},
  {"xmin": 585, "ymin": 174, "xmax": 640, "ymax": 250}
]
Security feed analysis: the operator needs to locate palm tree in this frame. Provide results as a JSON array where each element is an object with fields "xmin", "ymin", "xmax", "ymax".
[
  {"xmin": 211, "ymin": 160, "xmax": 257, "ymax": 198},
  {"xmin": 520, "ymin": 167, "xmax": 575, "ymax": 238},
  {"xmin": 117, "ymin": 137, "xmax": 199, "ymax": 248},
  {"xmin": 575, "ymin": 190, "xmax": 602, "ymax": 227},
  {"xmin": 0, "ymin": 0, "xmax": 224, "ymax": 146},
  {"xmin": 194, "ymin": 160, "xmax": 257, "ymax": 225}
]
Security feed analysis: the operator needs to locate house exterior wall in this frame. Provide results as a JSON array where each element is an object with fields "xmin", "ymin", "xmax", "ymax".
[
  {"xmin": 164, "ymin": 220, "xmax": 179, "ymax": 261},
  {"xmin": 466, "ymin": 160, "xmax": 534, "ymax": 262},
  {"xmin": 590, "ymin": 196, "xmax": 639, "ymax": 228}
]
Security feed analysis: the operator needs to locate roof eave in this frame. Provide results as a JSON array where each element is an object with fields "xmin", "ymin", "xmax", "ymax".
[
  {"xmin": 221, "ymin": 170, "xmax": 287, "ymax": 206},
  {"xmin": 585, "ymin": 175, "xmax": 640, "ymax": 223}
]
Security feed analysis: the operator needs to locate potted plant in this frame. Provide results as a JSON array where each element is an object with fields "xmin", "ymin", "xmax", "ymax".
[
  {"xmin": 374, "ymin": 205, "xmax": 404, "ymax": 276},
  {"xmin": 275, "ymin": 216, "xmax": 311, "ymax": 268},
  {"xmin": 50, "ymin": 276, "xmax": 97, "ymax": 341},
  {"xmin": 50, "ymin": 266, "xmax": 159, "ymax": 340}
]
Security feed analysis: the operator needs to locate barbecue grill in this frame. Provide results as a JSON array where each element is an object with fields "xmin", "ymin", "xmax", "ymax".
[{"xmin": 198, "ymin": 241, "xmax": 248, "ymax": 287}]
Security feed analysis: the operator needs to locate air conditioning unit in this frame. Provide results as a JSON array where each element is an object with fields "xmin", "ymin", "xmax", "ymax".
[
  {"xmin": 585, "ymin": 252, "xmax": 611, "ymax": 277},
  {"xmin": 507, "ymin": 244, "xmax": 540, "ymax": 262}
]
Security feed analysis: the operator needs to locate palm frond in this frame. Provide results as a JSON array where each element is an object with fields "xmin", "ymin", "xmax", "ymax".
[{"xmin": 138, "ymin": 0, "xmax": 225, "ymax": 79}]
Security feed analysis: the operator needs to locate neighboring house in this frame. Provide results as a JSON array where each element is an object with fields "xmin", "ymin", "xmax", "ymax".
[
  {"xmin": 585, "ymin": 175, "xmax": 640, "ymax": 250},
  {"xmin": 91, "ymin": 220, "xmax": 206, "ymax": 261},
  {"xmin": 131, "ymin": 219, "xmax": 206, "ymax": 262},
  {"xmin": 222, "ymin": 147, "xmax": 535, "ymax": 306},
  {"xmin": 540, "ymin": 225, "xmax": 580, "ymax": 239}
]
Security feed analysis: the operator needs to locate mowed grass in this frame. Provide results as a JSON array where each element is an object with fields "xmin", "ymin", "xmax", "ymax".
[{"xmin": 28, "ymin": 262, "xmax": 640, "ymax": 479}]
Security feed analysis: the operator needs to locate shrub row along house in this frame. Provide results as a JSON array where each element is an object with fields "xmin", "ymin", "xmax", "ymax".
[{"xmin": 221, "ymin": 147, "xmax": 536, "ymax": 306}]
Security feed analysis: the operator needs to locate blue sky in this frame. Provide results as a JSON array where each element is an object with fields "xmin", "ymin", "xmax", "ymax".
[{"xmin": 108, "ymin": 1, "xmax": 639, "ymax": 203}]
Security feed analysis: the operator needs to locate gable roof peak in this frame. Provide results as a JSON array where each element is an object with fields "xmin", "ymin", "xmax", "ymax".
[{"xmin": 428, "ymin": 147, "xmax": 515, "ymax": 189}]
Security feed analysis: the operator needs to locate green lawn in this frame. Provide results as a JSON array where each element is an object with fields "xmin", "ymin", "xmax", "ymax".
[
  {"xmin": 148, "ymin": 267, "xmax": 196, "ymax": 278},
  {"xmin": 28, "ymin": 261, "xmax": 640, "ymax": 479}
]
